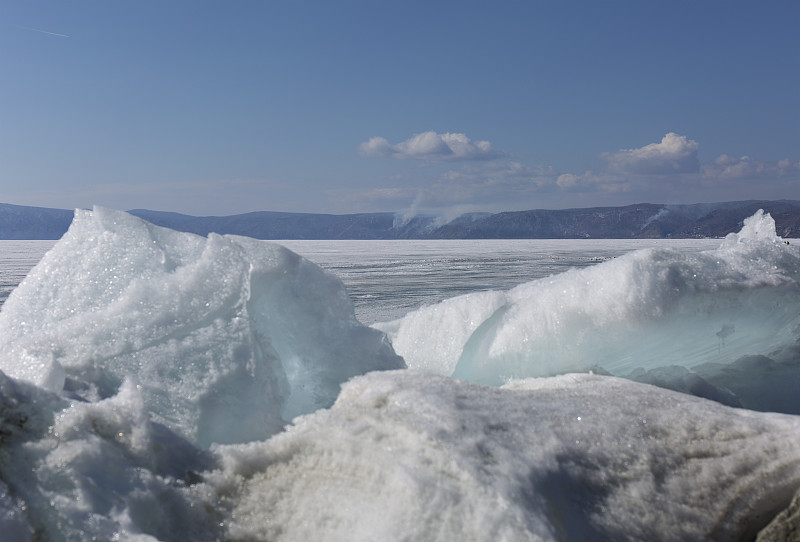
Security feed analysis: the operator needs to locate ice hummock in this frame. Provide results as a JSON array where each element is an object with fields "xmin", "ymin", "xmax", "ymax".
[
  {"xmin": 376, "ymin": 210, "xmax": 800, "ymax": 413},
  {"xmin": 0, "ymin": 206, "xmax": 404, "ymax": 447}
]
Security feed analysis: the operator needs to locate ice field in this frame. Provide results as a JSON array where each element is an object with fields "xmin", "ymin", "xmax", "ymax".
[
  {"xmin": 0, "ymin": 240, "xmax": 55, "ymax": 307},
  {"xmin": 0, "ymin": 207, "xmax": 798, "ymax": 540}
]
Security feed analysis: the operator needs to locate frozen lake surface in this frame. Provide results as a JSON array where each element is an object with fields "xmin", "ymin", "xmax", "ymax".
[
  {"xmin": 2, "ymin": 238, "xmax": 719, "ymax": 323},
  {"xmin": 0, "ymin": 241, "xmax": 56, "ymax": 306},
  {"xmin": 277, "ymin": 238, "xmax": 721, "ymax": 323}
]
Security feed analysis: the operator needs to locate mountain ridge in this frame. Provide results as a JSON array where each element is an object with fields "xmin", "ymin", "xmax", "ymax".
[{"xmin": 2, "ymin": 200, "xmax": 800, "ymax": 240}]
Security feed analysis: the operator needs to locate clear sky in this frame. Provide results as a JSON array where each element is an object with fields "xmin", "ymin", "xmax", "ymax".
[{"xmin": 2, "ymin": 1, "xmax": 798, "ymax": 217}]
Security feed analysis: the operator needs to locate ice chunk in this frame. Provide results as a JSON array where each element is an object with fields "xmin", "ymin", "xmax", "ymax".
[
  {"xmin": 721, "ymin": 208, "xmax": 786, "ymax": 247},
  {"xmin": 0, "ymin": 207, "xmax": 404, "ymax": 447},
  {"xmin": 378, "ymin": 211, "xmax": 800, "ymax": 414},
  {"xmin": 374, "ymin": 289, "xmax": 507, "ymax": 376},
  {"xmin": 209, "ymin": 371, "xmax": 800, "ymax": 541}
]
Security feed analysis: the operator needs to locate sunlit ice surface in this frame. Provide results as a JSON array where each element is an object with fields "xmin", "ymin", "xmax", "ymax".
[{"xmin": 0, "ymin": 207, "xmax": 797, "ymax": 540}]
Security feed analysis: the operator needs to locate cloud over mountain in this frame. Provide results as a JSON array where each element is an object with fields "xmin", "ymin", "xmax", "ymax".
[{"xmin": 359, "ymin": 131, "xmax": 505, "ymax": 161}]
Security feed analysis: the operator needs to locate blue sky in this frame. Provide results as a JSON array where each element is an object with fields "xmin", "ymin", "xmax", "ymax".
[{"xmin": 2, "ymin": 1, "xmax": 798, "ymax": 216}]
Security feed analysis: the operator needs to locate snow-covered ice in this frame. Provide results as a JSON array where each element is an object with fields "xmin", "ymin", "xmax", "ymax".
[
  {"xmin": 377, "ymin": 210, "xmax": 800, "ymax": 413},
  {"xmin": 0, "ymin": 207, "xmax": 797, "ymax": 540}
]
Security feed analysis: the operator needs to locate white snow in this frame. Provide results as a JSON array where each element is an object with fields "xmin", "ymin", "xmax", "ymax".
[{"xmin": 210, "ymin": 371, "xmax": 800, "ymax": 541}]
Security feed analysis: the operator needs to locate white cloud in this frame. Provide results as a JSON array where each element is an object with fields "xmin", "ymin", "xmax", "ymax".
[
  {"xmin": 702, "ymin": 154, "xmax": 800, "ymax": 182},
  {"xmin": 556, "ymin": 173, "xmax": 579, "ymax": 188},
  {"xmin": 358, "ymin": 131, "xmax": 505, "ymax": 161},
  {"xmin": 358, "ymin": 137, "xmax": 394, "ymax": 157},
  {"xmin": 349, "ymin": 131, "xmax": 800, "ymax": 213},
  {"xmin": 778, "ymin": 158, "xmax": 800, "ymax": 176},
  {"xmin": 603, "ymin": 133, "xmax": 700, "ymax": 175}
]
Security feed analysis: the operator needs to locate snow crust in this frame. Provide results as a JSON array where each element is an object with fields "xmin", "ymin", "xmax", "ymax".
[
  {"xmin": 0, "ymin": 207, "xmax": 403, "ymax": 447},
  {"xmin": 376, "ymin": 210, "xmax": 800, "ymax": 412}
]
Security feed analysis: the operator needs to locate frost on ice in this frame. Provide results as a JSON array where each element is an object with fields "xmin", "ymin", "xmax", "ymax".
[{"xmin": 0, "ymin": 207, "xmax": 404, "ymax": 447}]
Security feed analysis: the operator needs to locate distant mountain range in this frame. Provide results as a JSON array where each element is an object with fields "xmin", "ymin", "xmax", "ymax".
[{"xmin": 2, "ymin": 200, "xmax": 800, "ymax": 240}]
